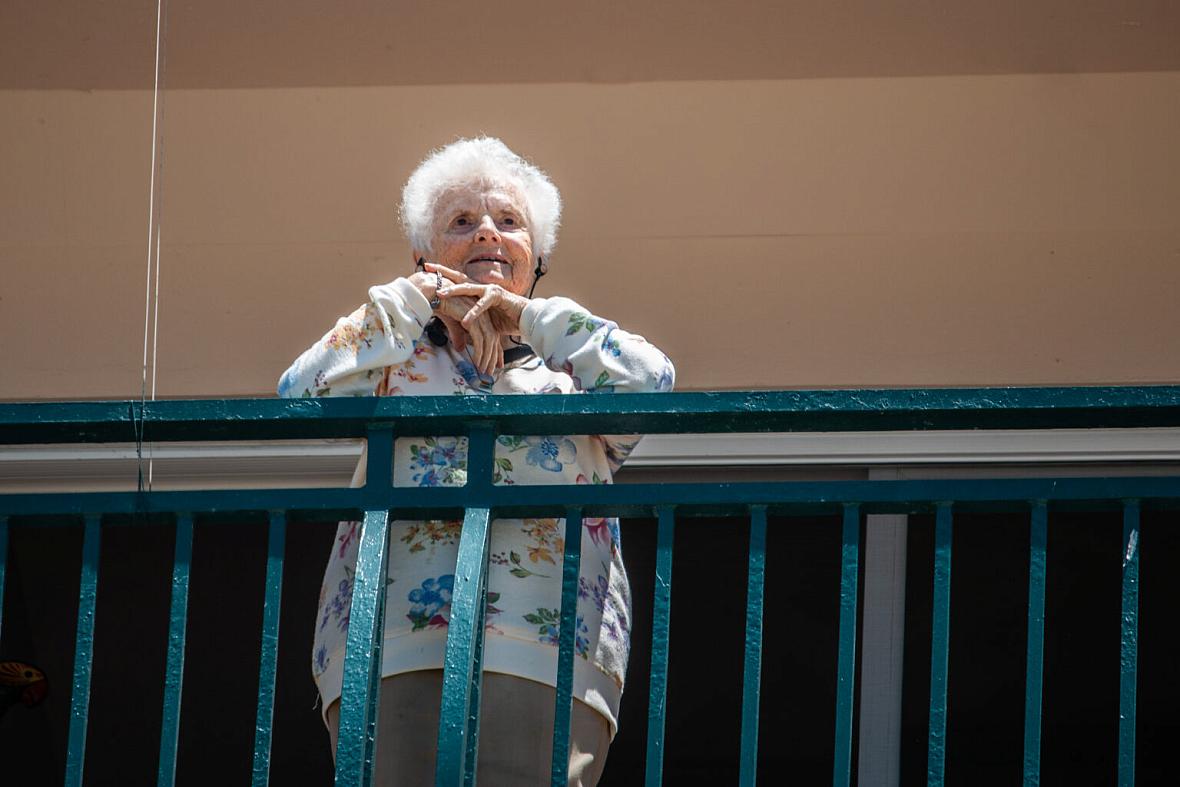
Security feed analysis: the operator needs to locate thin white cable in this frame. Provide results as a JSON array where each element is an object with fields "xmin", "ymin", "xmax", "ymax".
[
  {"xmin": 149, "ymin": 229, "xmax": 163, "ymax": 486},
  {"xmin": 139, "ymin": 0, "xmax": 168, "ymax": 492}
]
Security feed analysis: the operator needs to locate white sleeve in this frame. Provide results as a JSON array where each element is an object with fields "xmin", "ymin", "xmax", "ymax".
[
  {"xmin": 521, "ymin": 296, "xmax": 675, "ymax": 395},
  {"xmin": 277, "ymin": 278, "xmax": 434, "ymax": 398},
  {"xmin": 520, "ymin": 296, "xmax": 676, "ymax": 471}
]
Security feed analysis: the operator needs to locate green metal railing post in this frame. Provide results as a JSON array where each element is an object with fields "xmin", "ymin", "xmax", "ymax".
[
  {"xmin": 834, "ymin": 503, "xmax": 861, "ymax": 787},
  {"xmin": 1118, "ymin": 499, "xmax": 1140, "ymax": 787},
  {"xmin": 435, "ymin": 504, "xmax": 493, "ymax": 786},
  {"xmin": 362, "ymin": 427, "xmax": 394, "ymax": 787},
  {"xmin": 0, "ymin": 515, "xmax": 8, "ymax": 640},
  {"xmin": 436, "ymin": 423, "xmax": 496, "ymax": 786},
  {"xmin": 645, "ymin": 506, "xmax": 676, "ymax": 787},
  {"xmin": 64, "ymin": 513, "xmax": 101, "ymax": 787},
  {"xmin": 158, "ymin": 512, "xmax": 194, "ymax": 787},
  {"xmin": 462, "ymin": 425, "xmax": 496, "ymax": 787},
  {"xmin": 363, "ymin": 557, "xmax": 391, "ymax": 787},
  {"xmin": 738, "ymin": 505, "xmax": 767, "ymax": 787},
  {"xmin": 335, "ymin": 424, "xmax": 395, "ymax": 787},
  {"xmin": 927, "ymin": 502, "xmax": 953, "ymax": 787},
  {"xmin": 551, "ymin": 505, "xmax": 584, "ymax": 786},
  {"xmin": 333, "ymin": 508, "xmax": 392, "ymax": 787},
  {"xmin": 1023, "ymin": 501, "xmax": 1048, "ymax": 787},
  {"xmin": 251, "ymin": 510, "xmax": 287, "ymax": 787},
  {"xmin": 462, "ymin": 549, "xmax": 489, "ymax": 787}
]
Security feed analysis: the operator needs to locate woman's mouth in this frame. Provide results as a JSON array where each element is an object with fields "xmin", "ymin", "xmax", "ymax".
[{"xmin": 465, "ymin": 256, "xmax": 511, "ymax": 274}]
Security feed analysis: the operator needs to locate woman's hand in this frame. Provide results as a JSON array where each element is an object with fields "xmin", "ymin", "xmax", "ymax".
[
  {"xmin": 421, "ymin": 262, "xmax": 528, "ymax": 376},
  {"xmin": 425, "ymin": 262, "xmax": 528, "ymax": 335},
  {"xmin": 435, "ymin": 294, "xmax": 503, "ymax": 376}
]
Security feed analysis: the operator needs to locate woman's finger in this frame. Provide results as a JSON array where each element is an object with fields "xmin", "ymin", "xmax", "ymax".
[
  {"xmin": 472, "ymin": 323, "xmax": 489, "ymax": 376},
  {"xmin": 440, "ymin": 290, "xmax": 499, "ymax": 338},
  {"xmin": 479, "ymin": 319, "xmax": 499, "ymax": 376},
  {"xmin": 436, "ymin": 313, "xmax": 467, "ymax": 352},
  {"xmin": 467, "ymin": 319, "xmax": 487, "ymax": 372},
  {"xmin": 423, "ymin": 261, "xmax": 466, "ymax": 283},
  {"xmin": 461, "ymin": 288, "xmax": 502, "ymax": 330},
  {"xmin": 440, "ymin": 293, "xmax": 502, "ymax": 376},
  {"xmin": 438, "ymin": 294, "xmax": 477, "ymax": 324},
  {"xmin": 435, "ymin": 282, "xmax": 487, "ymax": 299},
  {"xmin": 478, "ymin": 320, "xmax": 496, "ymax": 376}
]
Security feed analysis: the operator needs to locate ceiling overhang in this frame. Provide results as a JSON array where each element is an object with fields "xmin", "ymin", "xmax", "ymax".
[{"xmin": 4, "ymin": 1, "xmax": 1179, "ymax": 90}]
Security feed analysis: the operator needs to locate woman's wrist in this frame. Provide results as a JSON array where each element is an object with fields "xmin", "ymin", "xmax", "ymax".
[
  {"xmin": 406, "ymin": 271, "xmax": 441, "ymax": 309},
  {"xmin": 502, "ymin": 292, "xmax": 528, "ymax": 332}
]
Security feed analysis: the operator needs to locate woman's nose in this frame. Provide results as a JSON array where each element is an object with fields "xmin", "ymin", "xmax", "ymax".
[{"xmin": 474, "ymin": 214, "xmax": 500, "ymax": 242}]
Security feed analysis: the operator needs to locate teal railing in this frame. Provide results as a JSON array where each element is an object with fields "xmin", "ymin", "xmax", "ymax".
[{"xmin": 2, "ymin": 387, "xmax": 1179, "ymax": 786}]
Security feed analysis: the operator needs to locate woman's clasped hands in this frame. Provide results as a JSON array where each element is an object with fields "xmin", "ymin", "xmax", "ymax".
[{"xmin": 413, "ymin": 261, "xmax": 530, "ymax": 377}]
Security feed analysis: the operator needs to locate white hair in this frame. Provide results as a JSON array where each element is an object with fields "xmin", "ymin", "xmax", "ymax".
[{"xmin": 400, "ymin": 137, "xmax": 563, "ymax": 259}]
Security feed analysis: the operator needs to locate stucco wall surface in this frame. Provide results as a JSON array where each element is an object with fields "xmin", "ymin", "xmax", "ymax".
[{"xmin": 1, "ymin": 72, "xmax": 1178, "ymax": 399}]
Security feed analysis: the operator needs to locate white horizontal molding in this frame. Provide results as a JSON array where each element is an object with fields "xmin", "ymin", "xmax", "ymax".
[
  {"xmin": 1, "ymin": 429, "xmax": 1179, "ymax": 492},
  {"xmin": 626, "ymin": 429, "xmax": 1180, "ymax": 466}
]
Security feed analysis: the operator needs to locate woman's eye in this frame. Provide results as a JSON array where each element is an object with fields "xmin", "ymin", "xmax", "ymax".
[
  {"xmin": 501, "ymin": 216, "xmax": 515, "ymax": 226},
  {"xmin": 454, "ymin": 217, "xmax": 469, "ymax": 227}
]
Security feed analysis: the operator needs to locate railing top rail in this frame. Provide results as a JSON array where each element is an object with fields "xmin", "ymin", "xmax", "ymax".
[{"xmin": 2, "ymin": 386, "xmax": 1180, "ymax": 445}]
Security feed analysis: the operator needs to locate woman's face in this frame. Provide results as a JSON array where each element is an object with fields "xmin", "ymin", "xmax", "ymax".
[{"xmin": 428, "ymin": 184, "xmax": 535, "ymax": 297}]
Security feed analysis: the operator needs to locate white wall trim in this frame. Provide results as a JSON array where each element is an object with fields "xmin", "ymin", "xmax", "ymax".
[
  {"xmin": 627, "ymin": 429, "xmax": 1180, "ymax": 466},
  {"xmin": 2, "ymin": 428, "xmax": 1178, "ymax": 491}
]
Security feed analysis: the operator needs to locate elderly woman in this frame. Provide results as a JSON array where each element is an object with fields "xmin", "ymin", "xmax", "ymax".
[{"xmin": 278, "ymin": 137, "xmax": 674, "ymax": 785}]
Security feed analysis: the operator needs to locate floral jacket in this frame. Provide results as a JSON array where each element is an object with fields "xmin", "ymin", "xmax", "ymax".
[{"xmin": 278, "ymin": 278, "xmax": 675, "ymax": 735}]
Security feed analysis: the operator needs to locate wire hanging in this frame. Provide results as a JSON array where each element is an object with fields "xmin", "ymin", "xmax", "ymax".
[{"xmin": 137, "ymin": 0, "xmax": 170, "ymax": 494}]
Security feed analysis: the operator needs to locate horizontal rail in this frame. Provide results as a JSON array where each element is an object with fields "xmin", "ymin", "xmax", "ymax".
[
  {"xmin": 3, "ymin": 387, "xmax": 1180, "ymax": 444},
  {"xmin": 4, "ymin": 476, "xmax": 1180, "ymax": 519}
]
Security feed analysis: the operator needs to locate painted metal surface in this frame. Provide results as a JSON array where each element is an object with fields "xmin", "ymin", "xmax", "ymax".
[
  {"xmin": 158, "ymin": 512, "xmax": 194, "ymax": 787},
  {"xmin": 738, "ymin": 506, "xmax": 767, "ymax": 787},
  {"xmin": 360, "ymin": 428, "xmax": 393, "ymax": 787},
  {"xmin": 927, "ymin": 503, "xmax": 953, "ymax": 787},
  {"xmin": 3, "ymin": 389, "xmax": 1180, "ymax": 784},
  {"xmin": 1022, "ymin": 501, "xmax": 1048, "ymax": 787},
  {"xmin": 435, "ymin": 506, "xmax": 493, "ymax": 786},
  {"xmin": 0, "ymin": 516, "xmax": 7, "ymax": 641},
  {"xmin": 462, "ymin": 547, "xmax": 488, "ymax": 787},
  {"xmin": 63, "ymin": 513, "xmax": 101, "ymax": 787},
  {"xmin": 441, "ymin": 424, "xmax": 496, "ymax": 787},
  {"xmin": 333, "ymin": 508, "xmax": 392, "ymax": 787},
  {"xmin": 6, "ymin": 475, "xmax": 1180, "ymax": 521},
  {"xmin": 551, "ymin": 506, "xmax": 584, "ymax": 787},
  {"xmin": 362, "ymin": 559, "xmax": 390, "ymax": 787},
  {"xmin": 645, "ymin": 506, "xmax": 676, "ymax": 787},
  {"xmin": 251, "ymin": 511, "xmax": 286, "ymax": 787},
  {"xmin": 1119, "ymin": 500, "xmax": 1140, "ymax": 787},
  {"xmin": 3, "ymin": 386, "xmax": 1180, "ymax": 445},
  {"xmin": 834, "ymin": 504, "xmax": 861, "ymax": 787}
]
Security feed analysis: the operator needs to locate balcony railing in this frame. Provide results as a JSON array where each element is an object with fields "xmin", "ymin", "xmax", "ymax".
[{"xmin": 1, "ymin": 387, "xmax": 1179, "ymax": 786}]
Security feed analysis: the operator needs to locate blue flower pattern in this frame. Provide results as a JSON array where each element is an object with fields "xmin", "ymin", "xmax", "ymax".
[
  {"xmin": 407, "ymin": 574, "xmax": 454, "ymax": 630},
  {"xmin": 409, "ymin": 437, "xmax": 466, "ymax": 487},
  {"xmin": 320, "ymin": 567, "xmax": 354, "ymax": 633},
  {"xmin": 523, "ymin": 436, "xmax": 577, "ymax": 472},
  {"xmin": 654, "ymin": 358, "xmax": 675, "ymax": 392},
  {"xmin": 527, "ymin": 608, "xmax": 592, "ymax": 660},
  {"xmin": 579, "ymin": 574, "xmax": 609, "ymax": 613},
  {"xmin": 313, "ymin": 645, "xmax": 329, "ymax": 677}
]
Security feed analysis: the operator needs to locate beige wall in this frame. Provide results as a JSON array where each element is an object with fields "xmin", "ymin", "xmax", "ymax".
[{"xmin": 2, "ymin": 71, "xmax": 1179, "ymax": 399}]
